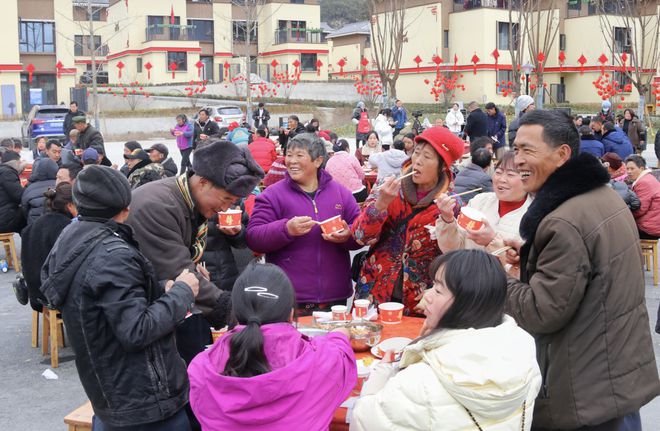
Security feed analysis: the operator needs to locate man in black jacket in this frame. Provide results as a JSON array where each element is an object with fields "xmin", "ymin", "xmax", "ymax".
[
  {"xmin": 146, "ymin": 143, "xmax": 178, "ymax": 177},
  {"xmin": 0, "ymin": 151, "xmax": 26, "ymax": 233},
  {"xmin": 252, "ymin": 102, "xmax": 270, "ymax": 129},
  {"xmin": 63, "ymin": 101, "xmax": 85, "ymax": 137},
  {"xmin": 73, "ymin": 116, "xmax": 112, "ymax": 166},
  {"xmin": 41, "ymin": 166, "xmax": 199, "ymax": 430},
  {"xmin": 193, "ymin": 108, "xmax": 221, "ymax": 149},
  {"xmin": 463, "ymin": 101, "xmax": 489, "ymax": 142}
]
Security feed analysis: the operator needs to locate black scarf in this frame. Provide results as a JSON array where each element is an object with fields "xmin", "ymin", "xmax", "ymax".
[{"xmin": 519, "ymin": 153, "xmax": 610, "ymax": 261}]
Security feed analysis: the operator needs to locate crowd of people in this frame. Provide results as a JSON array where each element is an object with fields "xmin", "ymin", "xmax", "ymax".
[{"xmin": 1, "ymin": 96, "xmax": 659, "ymax": 431}]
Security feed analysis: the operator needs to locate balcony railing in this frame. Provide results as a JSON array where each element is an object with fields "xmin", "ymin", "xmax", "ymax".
[
  {"xmin": 452, "ymin": 0, "xmax": 520, "ymax": 13},
  {"xmin": 145, "ymin": 24, "xmax": 192, "ymax": 42},
  {"xmin": 566, "ymin": 0, "xmax": 628, "ymax": 18},
  {"xmin": 74, "ymin": 45, "xmax": 109, "ymax": 57},
  {"xmin": 273, "ymin": 29, "xmax": 323, "ymax": 45}
]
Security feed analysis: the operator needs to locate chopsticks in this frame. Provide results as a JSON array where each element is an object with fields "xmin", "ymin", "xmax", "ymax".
[
  {"xmin": 491, "ymin": 246, "xmax": 512, "ymax": 256},
  {"xmin": 373, "ymin": 170, "xmax": 417, "ymax": 191},
  {"xmin": 433, "ymin": 188, "xmax": 482, "ymax": 203}
]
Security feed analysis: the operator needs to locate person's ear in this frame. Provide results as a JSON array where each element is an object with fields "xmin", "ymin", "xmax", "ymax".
[
  {"xmin": 556, "ymin": 143, "xmax": 573, "ymax": 166},
  {"xmin": 313, "ymin": 157, "xmax": 324, "ymax": 169},
  {"xmin": 288, "ymin": 308, "xmax": 294, "ymax": 323}
]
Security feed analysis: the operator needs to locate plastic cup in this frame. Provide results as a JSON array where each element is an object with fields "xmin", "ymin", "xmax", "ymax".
[
  {"xmin": 378, "ymin": 302, "xmax": 404, "ymax": 324},
  {"xmin": 74, "ymin": 148, "xmax": 83, "ymax": 156},
  {"xmin": 354, "ymin": 363, "xmax": 371, "ymax": 395},
  {"xmin": 457, "ymin": 207, "xmax": 485, "ymax": 231},
  {"xmin": 217, "ymin": 209, "xmax": 242, "ymax": 228},
  {"xmin": 353, "ymin": 299, "xmax": 370, "ymax": 318},
  {"xmin": 331, "ymin": 305, "xmax": 348, "ymax": 321},
  {"xmin": 319, "ymin": 215, "xmax": 345, "ymax": 235}
]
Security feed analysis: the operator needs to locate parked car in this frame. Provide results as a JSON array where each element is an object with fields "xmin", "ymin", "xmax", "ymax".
[
  {"xmin": 80, "ymin": 71, "xmax": 109, "ymax": 85},
  {"xmin": 194, "ymin": 106, "xmax": 246, "ymax": 129},
  {"xmin": 21, "ymin": 105, "xmax": 69, "ymax": 149}
]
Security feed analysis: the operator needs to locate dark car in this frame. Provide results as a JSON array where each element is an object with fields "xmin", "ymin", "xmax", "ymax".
[
  {"xmin": 21, "ymin": 105, "xmax": 69, "ymax": 149},
  {"xmin": 80, "ymin": 71, "xmax": 109, "ymax": 85}
]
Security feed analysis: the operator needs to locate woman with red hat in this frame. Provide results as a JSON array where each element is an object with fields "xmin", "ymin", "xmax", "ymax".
[{"xmin": 351, "ymin": 126, "xmax": 464, "ymax": 314}]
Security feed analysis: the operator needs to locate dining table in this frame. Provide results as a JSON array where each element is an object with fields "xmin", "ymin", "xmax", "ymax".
[{"xmin": 297, "ymin": 315, "xmax": 425, "ymax": 431}]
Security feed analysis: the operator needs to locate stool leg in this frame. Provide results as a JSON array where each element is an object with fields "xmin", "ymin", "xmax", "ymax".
[
  {"xmin": 57, "ymin": 321, "xmax": 64, "ymax": 348},
  {"xmin": 653, "ymin": 244, "xmax": 658, "ymax": 286},
  {"xmin": 50, "ymin": 310, "xmax": 59, "ymax": 368},
  {"xmin": 42, "ymin": 310, "xmax": 49, "ymax": 356},
  {"xmin": 31, "ymin": 311, "xmax": 39, "ymax": 348},
  {"xmin": 10, "ymin": 236, "xmax": 20, "ymax": 272}
]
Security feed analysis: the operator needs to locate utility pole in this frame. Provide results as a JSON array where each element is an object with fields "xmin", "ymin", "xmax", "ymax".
[
  {"xmin": 88, "ymin": 0, "xmax": 99, "ymax": 129},
  {"xmin": 244, "ymin": 3, "xmax": 254, "ymax": 129}
]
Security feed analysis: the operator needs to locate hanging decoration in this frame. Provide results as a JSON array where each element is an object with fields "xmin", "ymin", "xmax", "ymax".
[
  {"xmin": 292, "ymin": 59, "xmax": 301, "ymax": 76},
  {"xmin": 315, "ymin": 59, "xmax": 323, "ymax": 77},
  {"xmin": 55, "ymin": 61, "xmax": 63, "ymax": 79},
  {"xmin": 125, "ymin": 0, "xmax": 128, "ymax": 7},
  {"xmin": 223, "ymin": 61, "xmax": 230, "ymax": 79},
  {"xmin": 116, "ymin": 61, "xmax": 124, "ymax": 79},
  {"xmin": 537, "ymin": 52, "xmax": 545, "ymax": 73},
  {"xmin": 270, "ymin": 59, "xmax": 279, "ymax": 74},
  {"xmin": 431, "ymin": 55, "xmax": 442, "ymax": 78},
  {"xmin": 413, "ymin": 55, "xmax": 422, "ymax": 73},
  {"xmin": 144, "ymin": 62, "xmax": 153, "ymax": 80},
  {"xmin": 577, "ymin": 54, "xmax": 587, "ymax": 75},
  {"xmin": 621, "ymin": 52, "xmax": 628, "ymax": 70},
  {"xmin": 597, "ymin": 54, "xmax": 608, "ymax": 74},
  {"xmin": 491, "ymin": 49, "xmax": 499, "ymax": 70},
  {"xmin": 470, "ymin": 53, "xmax": 480, "ymax": 75},
  {"xmin": 170, "ymin": 5, "xmax": 175, "ymax": 25},
  {"xmin": 360, "ymin": 57, "xmax": 369, "ymax": 77},
  {"xmin": 453, "ymin": 54, "xmax": 458, "ymax": 72},
  {"xmin": 558, "ymin": 51, "xmax": 566, "ymax": 72},
  {"xmin": 337, "ymin": 58, "xmax": 346, "ymax": 76},
  {"xmin": 26, "ymin": 63, "xmax": 35, "ymax": 83},
  {"xmin": 195, "ymin": 60, "xmax": 204, "ymax": 78},
  {"xmin": 169, "ymin": 61, "xmax": 177, "ymax": 79}
]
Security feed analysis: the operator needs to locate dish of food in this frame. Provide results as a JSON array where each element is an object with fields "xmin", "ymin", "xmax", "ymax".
[{"xmin": 370, "ymin": 337, "xmax": 412, "ymax": 360}]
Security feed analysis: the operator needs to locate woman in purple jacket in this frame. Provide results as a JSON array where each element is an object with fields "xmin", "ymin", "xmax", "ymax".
[
  {"xmin": 188, "ymin": 262, "xmax": 356, "ymax": 431},
  {"xmin": 170, "ymin": 114, "xmax": 194, "ymax": 174},
  {"xmin": 246, "ymin": 133, "xmax": 362, "ymax": 315}
]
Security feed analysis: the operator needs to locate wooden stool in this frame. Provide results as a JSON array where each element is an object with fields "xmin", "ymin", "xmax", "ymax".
[
  {"xmin": 64, "ymin": 401, "xmax": 93, "ymax": 431},
  {"xmin": 640, "ymin": 239, "xmax": 658, "ymax": 286},
  {"xmin": 42, "ymin": 306, "xmax": 65, "ymax": 368},
  {"xmin": 0, "ymin": 232, "xmax": 20, "ymax": 272},
  {"xmin": 31, "ymin": 310, "xmax": 39, "ymax": 348}
]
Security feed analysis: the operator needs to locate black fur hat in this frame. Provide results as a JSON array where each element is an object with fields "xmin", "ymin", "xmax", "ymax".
[{"xmin": 192, "ymin": 140, "xmax": 264, "ymax": 198}]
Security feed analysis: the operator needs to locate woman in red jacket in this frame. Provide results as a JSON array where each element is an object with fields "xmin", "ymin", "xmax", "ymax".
[
  {"xmin": 626, "ymin": 154, "xmax": 660, "ymax": 238},
  {"xmin": 351, "ymin": 127, "xmax": 464, "ymax": 314},
  {"xmin": 248, "ymin": 126, "xmax": 277, "ymax": 173}
]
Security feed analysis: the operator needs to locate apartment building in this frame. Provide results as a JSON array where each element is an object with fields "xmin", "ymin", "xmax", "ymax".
[
  {"xmin": 328, "ymin": 0, "xmax": 659, "ymax": 105},
  {"xmin": 102, "ymin": 0, "xmax": 329, "ymax": 85}
]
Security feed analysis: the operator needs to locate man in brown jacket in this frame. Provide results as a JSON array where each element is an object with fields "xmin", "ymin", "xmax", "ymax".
[{"xmin": 505, "ymin": 110, "xmax": 659, "ymax": 430}]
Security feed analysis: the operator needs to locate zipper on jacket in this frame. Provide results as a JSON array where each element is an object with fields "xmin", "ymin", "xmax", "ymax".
[
  {"xmin": 540, "ymin": 343, "xmax": 551, "ymax": 399},
  {"xmin": 311, "ymin": 199, "xmax": 319, "ymax": 217},
  {"xmin": 149, "ymin": 350, "xmax": 163, "ymax": 390}
]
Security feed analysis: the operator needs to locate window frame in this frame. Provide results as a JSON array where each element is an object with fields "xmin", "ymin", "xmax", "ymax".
[
  {"xmin": 187, "ymin": 19, "xmax": 214, "ymax": 42},
  {"xmin": 167, "ymin": 51, "xmax": 188, "ymax": 71},
  {"xmin": 300, "ymin": 53, "xmax": 317, "ymax": 72},
  {"xmin": 232, "ymin": 20, "xmax": 257, "ymax": 43},
  {"xmin": 496, "ymin": 70, "xmax": 514, "ymax": 95},
  {"xmin": 613, "ymin": 26, "xmax": 632, "ymax": 53},
  {"xmin": 497, "ymin": 21, "xmax": 519, "ymax": 51},
  {"xmin": 19, "ymin": 20, "xmax": 56, "ymax": 53}
]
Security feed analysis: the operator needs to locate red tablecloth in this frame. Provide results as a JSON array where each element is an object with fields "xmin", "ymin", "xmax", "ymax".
[{"xmin": 298, "ymin": 315, "xmax": 425, "ymax": 431}]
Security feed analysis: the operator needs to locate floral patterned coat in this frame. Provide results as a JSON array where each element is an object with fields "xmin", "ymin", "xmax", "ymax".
[{"xmin": 352, "ymin": 176, "xmax": 454, "ymax": 315}]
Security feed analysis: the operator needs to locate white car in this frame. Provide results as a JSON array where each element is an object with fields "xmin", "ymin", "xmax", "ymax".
[{"xmin": 195, "ymin": 106, "xmax": 245, "ymax": 128}]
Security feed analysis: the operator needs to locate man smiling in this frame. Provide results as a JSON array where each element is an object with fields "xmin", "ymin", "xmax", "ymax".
[{"xmin": 504, "ymin": 110, "xmax": 659, "ymax": 430}]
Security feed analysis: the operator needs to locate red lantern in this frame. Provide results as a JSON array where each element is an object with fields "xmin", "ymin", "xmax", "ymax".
[
  {"xmin": 337, "ymin": 58, "xmax": 346, "ymax": 76},
  {"xmin": 144, "ymin": 62, "xmax": 153, "ymax": 80},
  {"xmin": 413, "ymin": 55, "xmax": 422, "ymax": 73},
  {"xmin": 491, "ymin": 48, "xmax": 499, "ymax": 69},
  {"xmin": 315, "ymin": 59, "xmax": 323, "ymax": 76},
  {"xmin": 292, "ymin": 59, "xmax": 301, "ymax": 76},
  {"xmin": 26, "ymin": 63, "xmax": 35, "ymax": 83},
  {"xmin": 116, "ymin": 61, "xmax": 124, "ymax": 79},
  {"xmin": 195, "ymin": 60, "xmax": 204, "ymax": 78},
  {"xmin": 577, "ymin": 54, "xmax": 587, "ymax": 75},
  {"xmin": 470, "ymin": 54, "xmax": 479, "ymax": 75},
  {"xmin": 55, "ymin": 61, "xmax": 63, "ymax": 79},
  {"xmin": 558, "ymin": 51, "xmax": 566, "ymax": 72},
  {"xmin": 223, "ymin": 61, "xmax": 230, "ymax": 79},
  {"xmin": 169, "ymin": 61, "xmax": 177, "ymax": 79},
  {"xmin": 621, "ymin": 52, "xmax": 628, "ymax": 69},
  {"xmin": 360, "ymin": 57, "xmax": 369, "ymax": 76},
  {"xmin": 598, "ymin": 53, "xmax": 608, "ymax": 74},
  {"xmin": 270, "ymin": 59, "xmax": 279, "ymax": 73}
]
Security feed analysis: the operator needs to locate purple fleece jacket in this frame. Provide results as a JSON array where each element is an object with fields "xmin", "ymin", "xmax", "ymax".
[{"xmin": 246, "ymin": 169, "xmax": 361, "ymax": 303}]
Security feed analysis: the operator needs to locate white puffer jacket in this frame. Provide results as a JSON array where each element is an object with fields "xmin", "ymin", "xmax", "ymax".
[
  {"xmin": 350, "ymin": 316, "xmax": 541, "ymax": 431},
  {"xmin": 372, "ymin": 114, "xmax": 394, "ymax": 147},
  {"xmin": 436, "ymin": 192, "xmax": 532, "ymax": 253}
]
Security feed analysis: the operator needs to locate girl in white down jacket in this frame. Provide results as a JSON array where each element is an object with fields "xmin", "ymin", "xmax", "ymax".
[{"xmin": 351, "ymin": 249, "xmax": 541, "ymax": 431}]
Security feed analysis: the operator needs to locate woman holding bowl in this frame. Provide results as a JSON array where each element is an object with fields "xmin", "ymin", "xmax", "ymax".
[
  {"xmin": 247, "ymin": 133, "xmax": 362, "ymax": 315},
  {"xmin": 435, "ymin": 151, "xmax": 532, "ymax": 253},
  {"xmin": 351, "ymin": 127, "xmax": 464, "ymax": 314}
]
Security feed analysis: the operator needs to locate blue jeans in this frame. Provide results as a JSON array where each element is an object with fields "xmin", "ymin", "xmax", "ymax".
[{"xmin": 92, "ymin": 409, "xmax": 190, "ymax": 431}]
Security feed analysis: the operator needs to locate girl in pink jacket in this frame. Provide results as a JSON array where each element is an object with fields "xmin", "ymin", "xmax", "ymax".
[{"xmin": 188, "ymin": 262, "xmax": 357, "ymax": 431}]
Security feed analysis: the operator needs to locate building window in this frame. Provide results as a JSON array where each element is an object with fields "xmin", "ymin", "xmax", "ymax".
[
  {"xmin": 497, "ymin": 22, "xmax": 519, "ymax": 51},
  {"xmin": 559, "ymin": 34, "xmax": 566, "ymax": 51},
  {"xmin": 232, "ymin": 21, "xmax": 257, "ymax": 42},
  {"xmin": 291, "ymin": 0, "xmax": 304, "ymax": 3},
  {"xmin": 614, "ymin": 27, "xmax": 631, "ymax": 53},
  {"xmin": 168, "ymin": 52, "xmax": 187, "ymax": 71},
  {"xmin": 300, "ymin": 53, "xmax": 317, "ymax": 72},
  {"xmin": 289, "ymin": 20, "xmax": 306, "ymax": 40},
  {"xmin": 89, "ymin": 8, "xmax": 102, "ymax": 21},
  {"xmin": 188, "ymin": 19, "xmax": 214, "ymax": 42},
  {"xmin": 147, "ymin": 16, "xmax": 164, "ymax": 34},
  {"xmin": 137, "ymin": 57, "xmax": 142, "ymax": 73},
  {"xmin": 496, "ymin": 70, "xmax": 514, "ymax": 94},
  {"xmin": 19, "ymin": 21, "xmax": 55, "ymax": 53},
  {"xmin": 443, "ymin": 30, "xmax": 449, "ymax": 49},
  {"xmin": 74, "ymin": 35, "xmax": 101, "ymax": 56},
  {"xmin": 365, "ymin": 34, "xmax": 371, "ymax": 48}
]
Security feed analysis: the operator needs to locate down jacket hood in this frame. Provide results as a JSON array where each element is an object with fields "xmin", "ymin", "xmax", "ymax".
[
  {"xmin": 32, "ymin": 158, "xmax": 59, "ymax": 182},
  {"xmin": 380, "ymin": 149, "xmax": 409, "ymax": 169},
  {"xmin": 400, "ymin": 315, "xmax": 541, "ymax": 419}
]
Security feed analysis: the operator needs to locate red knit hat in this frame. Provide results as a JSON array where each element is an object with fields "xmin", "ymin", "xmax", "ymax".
[
  {"xmin": 414, "ymin": 126, "xmax": 464, "ymax": 176},
  {"xmin": 228, "ymin": 121, "xmax": 240, "ymax": 131}
]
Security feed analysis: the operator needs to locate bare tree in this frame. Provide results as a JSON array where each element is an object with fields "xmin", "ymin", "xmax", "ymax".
[
  {"xmin": 594, "ymin": 0, "xmax": 660, "ymax": 121},
  {"xmin": 367, "ymin": 0, "xmax": 406, "ymax": 104},
  {"xmin": 506, "ymin": 0, "xmax": 527, "ymax": 99}
]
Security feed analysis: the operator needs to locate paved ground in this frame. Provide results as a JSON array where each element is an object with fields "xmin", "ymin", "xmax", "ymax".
[{"xmin": 0, "ymin": 142, "xmax": 659, "ymax": 429}]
